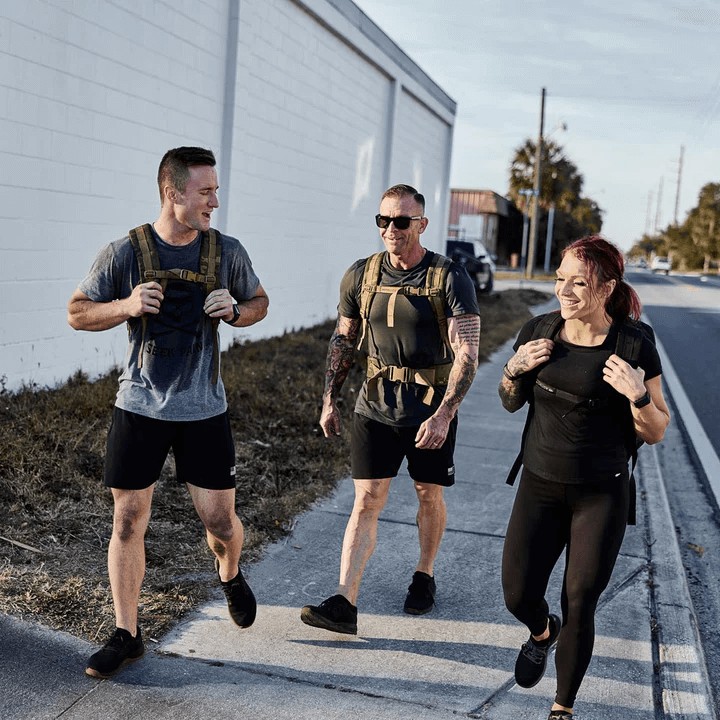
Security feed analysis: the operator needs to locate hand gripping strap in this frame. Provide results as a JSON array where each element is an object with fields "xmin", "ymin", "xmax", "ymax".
[{"xmin": 128, "ymin": 224, "xmax": 162, "ymax": 369}]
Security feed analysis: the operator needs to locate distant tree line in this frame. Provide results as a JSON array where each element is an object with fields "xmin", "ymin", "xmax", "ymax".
[{"xmin": 627, "ymin": 182, "xmax": 720, "ymax": 272}]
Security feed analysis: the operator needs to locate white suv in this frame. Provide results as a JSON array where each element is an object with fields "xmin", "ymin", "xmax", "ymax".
[{"xmin": 651, "ymin": 256, "xmax": 671, "ymax": 275}]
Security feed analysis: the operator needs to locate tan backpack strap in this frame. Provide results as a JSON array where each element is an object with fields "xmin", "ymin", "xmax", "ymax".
[
  {"xmin": 201, "ymin": 229, "xmax": 221, "ymax": 293},
  {"xmin": 128, "ymin": 224, "xmax": 160, "ymax": 369},
  {"xmin": 385, "ymin": 287, "xmax": 402, "ymax": 328},
  {"xmin": 129, "ymin": 224, "xmax": 161, "ymax": 282},
  {"xmin": 365, "ymin": 358, "xmax": 452, "ymax": 405},
  {"xmin": 425, "ymin": 254, "xmax": 451, "ymax": 358},
  {"xmin": 201, "ymin": 229, "xmax": 222, "ymax": 383},
  {"xmin": 357, "ymin": 252, "xmax": 385, "ymax": 350}
]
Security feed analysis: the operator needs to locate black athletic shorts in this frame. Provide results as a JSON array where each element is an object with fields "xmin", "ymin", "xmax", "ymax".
[
  {"xmin": 104, "ymin": 407, "xmax": 236, "ymax": 490},
  {"xmin": 351, "ymin": 413, "xmax": 457, "ymax": 486}
]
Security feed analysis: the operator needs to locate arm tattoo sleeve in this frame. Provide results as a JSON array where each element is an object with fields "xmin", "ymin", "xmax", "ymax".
[
  {"xmin": 498, "ymin": 375, "xmax": 529, "ymax": 412},
  {"xmin": 441, "ymin": 314, "xmax": 481, "ymax": 414},
  {"xmin": 324, "ymin": 316, "xmax": 360, "ymax": 400}
]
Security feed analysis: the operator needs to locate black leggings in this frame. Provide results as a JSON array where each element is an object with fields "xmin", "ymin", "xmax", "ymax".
[{"xmin": 502, "ymin": 468, "xmax": 629, "ymax": 708}]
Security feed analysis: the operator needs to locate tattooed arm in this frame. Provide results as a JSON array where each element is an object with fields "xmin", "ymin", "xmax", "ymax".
[
  {"xmin": 498, "ymin": 337, "xmax": 554, "ymax": 412},
  {"xmin": 415, "ymin": 313, "xmax": 481, "ymax": 449},
  {"xmin": 319, "ymin": 315, "xmax": 360, "ymax": 438}
]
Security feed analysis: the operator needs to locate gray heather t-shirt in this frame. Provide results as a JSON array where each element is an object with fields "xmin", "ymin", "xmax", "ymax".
[
  {"xmin": 79, "ymin": 227, "xmax": 260, "ymax": 421},
  {"xmin": 339, "ymin": 250, "xmax": 480, "ymax": 427}
]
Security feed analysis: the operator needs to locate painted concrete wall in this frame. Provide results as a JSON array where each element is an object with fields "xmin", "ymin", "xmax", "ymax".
[{"xmin": 0, "ymin": 0, "xmax": 455, "ymax": 390}]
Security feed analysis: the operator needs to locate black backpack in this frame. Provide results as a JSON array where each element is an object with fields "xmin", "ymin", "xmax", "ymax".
[{"xmin": 506, "ymin": 310, "xmax": 656, "ymax": 525}]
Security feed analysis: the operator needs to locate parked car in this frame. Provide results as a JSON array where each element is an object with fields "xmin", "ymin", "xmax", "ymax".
[
  {"xmin": 446, "ymin": 239, "xmax": 495, "ymax": 294},
  {"xmin": 651, "ymin": 256, "xmax": 671, "ymax": 275}
]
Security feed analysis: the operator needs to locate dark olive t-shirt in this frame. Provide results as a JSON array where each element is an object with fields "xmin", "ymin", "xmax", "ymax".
[
  {"xmin": 338, "ymin": 250, "xmax": 480, "ymax": 426},
  {"xmin": 513, "ymin": 314, "xmax": 662, "ymax": 483}
]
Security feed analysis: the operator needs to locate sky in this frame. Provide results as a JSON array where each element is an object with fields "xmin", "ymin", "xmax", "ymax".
[{"xmin": 352, "ymin": 0, "xmax": 720, "ymax": 250}]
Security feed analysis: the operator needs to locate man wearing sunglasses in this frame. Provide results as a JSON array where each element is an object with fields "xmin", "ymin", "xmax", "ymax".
[{"xmin": 301, "ymin": 184, "xmax": 481, "ymax": 634}]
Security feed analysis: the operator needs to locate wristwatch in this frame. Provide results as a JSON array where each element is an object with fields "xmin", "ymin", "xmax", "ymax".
[
  {"xmin": 633, "ymin": 391, "xmax": 651, "ymax": 409},
  {"xmin": 224, "ymin": 303, "xmax": 241, "ymax": 325}
]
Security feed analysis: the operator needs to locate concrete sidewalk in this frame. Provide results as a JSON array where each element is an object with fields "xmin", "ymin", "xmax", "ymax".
[{"xmin": 1, "ymin": 302, "xmax": 716, "ymax": 720}]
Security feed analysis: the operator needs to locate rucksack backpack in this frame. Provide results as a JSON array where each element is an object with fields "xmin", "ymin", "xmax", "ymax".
[
  {"xmin": 506, "ymin": 310, "xmax": 656, "ymax": 525},
  {"xmin": 357, "ymin": 251, "xmax": 453, "ymax": 406},
  {"xmin": 128, "ymin": 224, "xmax": 222, "ymax": 383}
]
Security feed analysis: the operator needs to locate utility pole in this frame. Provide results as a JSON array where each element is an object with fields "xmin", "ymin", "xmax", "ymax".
[
  {"xmin": 674, "ymin": 145, "xmax": 685, "ymax": 225},
  {"xmin": 518, "ymin": 188, "xmax": 533, "ymax": 269},
  {"xmin": 654, "ymin": 177, "xmax": 664, "ymax": 232},
  {"xmin": 544, "ymin": 203, "xmax": 556, "ymax": 273},
  {"xmin": 526, "ymin": 87, "xmax": 546, "ymax": 279},
  {"xmin": 645, "ymin": 190, "xmax": 654, "ymax": 235}
]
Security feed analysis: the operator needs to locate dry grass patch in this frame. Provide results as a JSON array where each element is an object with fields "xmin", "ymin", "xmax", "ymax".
[{"xmin": 0, "ymin": 288, "xmax": 550, "ymax": 641}]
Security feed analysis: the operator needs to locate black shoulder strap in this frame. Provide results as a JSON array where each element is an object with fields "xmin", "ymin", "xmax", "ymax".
[
  {"xmin": 615, "ymin": 320, "xmax": 642, "ymax": 366},
  {"xmin": 615, "ymin": 318, "xmax": 655, "ymax": 526},
  {"xmin": 533, "ymin": 310, "xmax": 564, "ymax": 341},
  {"xmin": 505, "ymin": 312, "xmax": 563, "ymax": 486},
  {"xmin": 615, "ymin": 318, "xmax": 655, "ymax": 366}
]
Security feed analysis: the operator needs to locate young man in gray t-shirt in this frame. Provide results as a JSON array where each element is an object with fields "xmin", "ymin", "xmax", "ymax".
[{"xmin": 68, "ymin": 147, "xmax": 268, "ymax": 678}]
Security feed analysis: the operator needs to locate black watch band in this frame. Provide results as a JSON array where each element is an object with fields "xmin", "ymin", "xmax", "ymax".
[
  {"xmin": 224, "ymin": 303, "xmax": 241, "ymax": 325},
  {"xmin": 633, "ymin": 391, "xmax": 651, "ymax": 409}
]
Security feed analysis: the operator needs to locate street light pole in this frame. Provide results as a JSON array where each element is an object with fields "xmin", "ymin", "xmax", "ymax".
[
  {"xmin": 543, "ymin": 203, "xmax": 555, "ymax": 273},
  {"xmin": 518, "ymin": 188, "xmax": 533, "ymax": 271},
  {"xmin": 526, "ymin": 87, "xmax": 546, "ymax": 279}
]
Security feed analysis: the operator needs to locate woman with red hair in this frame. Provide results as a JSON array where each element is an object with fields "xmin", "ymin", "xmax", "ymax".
[{"xmin": 498, "ymin": 235, "xmax": 670, "ymax": 719}]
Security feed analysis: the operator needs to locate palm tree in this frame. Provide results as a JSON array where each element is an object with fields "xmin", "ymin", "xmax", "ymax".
[{"xmin": 507, "ymin": 139, "xmax": 603, "ymax": 263}]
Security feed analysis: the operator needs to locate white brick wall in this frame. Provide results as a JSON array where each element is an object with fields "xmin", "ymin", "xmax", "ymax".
[{"xmin": 0, "ymin": 0, "xmax": 455, "ymax": 390}]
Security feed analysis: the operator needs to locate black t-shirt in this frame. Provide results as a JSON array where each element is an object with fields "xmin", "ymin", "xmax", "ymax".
[
  {"xmin": 339, "ymin": 250, "xmax": 480, "ymax": 426},
  {"xmin": 513, "ymin": 314, "xmax": 662, "ymax": 483}
]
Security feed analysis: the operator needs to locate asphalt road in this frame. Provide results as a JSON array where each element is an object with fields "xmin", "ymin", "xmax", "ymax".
[
  {"xmin": 629, "ymin": 269, "xmax": 720, "ymax": 454},
  {"xmin": 617, "ymin": 270, "xmax": 720, "ymax": 709}
]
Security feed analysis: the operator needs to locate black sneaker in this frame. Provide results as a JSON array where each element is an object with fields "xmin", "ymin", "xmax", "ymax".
[
  {"xmin": 548, "ymin": 711, "xmax": 573, "ymax": 720},
  {"xmin": 300, "ymin": 594, "xmax": 358, "ymax": 634},
  {"xmin": 85, "ymin": 626, "xmax": 144, "ymax": 678},
  {"xmin": 217, "ymin": 560, "xmax": 257, "ymax": 628},
  {"xmin": 514, "ymin": 613, "xmax": 561, "ymax": 688},
  {"xmin": 403, "ymin": 571, "xmax": 436, "ymax": 615}
]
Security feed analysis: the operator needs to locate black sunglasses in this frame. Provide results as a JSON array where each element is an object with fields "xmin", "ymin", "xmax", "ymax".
[{"xmin": 375, "ymin": 214, "xmax": 423, "ymax": 230}]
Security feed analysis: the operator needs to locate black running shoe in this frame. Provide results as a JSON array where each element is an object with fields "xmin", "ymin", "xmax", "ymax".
[
  {"xmin": 403, "ymin": 571, "xmax": 436, "ymax": 615},
  {"xmin": 85, "ymin": 626, "xmax": 144, "ymax": 678},
  {"xmin": 217, "ymin": 560, "xmax": 257, "ymax": 628},
  {"xmin": 548, "ymin": 711, "xmax": 573, "ymax": 720},
  {"xmin": 300, "ymin": 594, "xmax": 358, "ymax": 634},
  {"xmin": 515, "ymin": 613, "xmax": 561, "ymax": 688}
]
